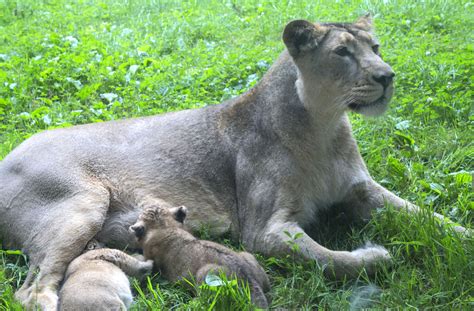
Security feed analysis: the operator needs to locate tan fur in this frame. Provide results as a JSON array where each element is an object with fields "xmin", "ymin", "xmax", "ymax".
[
  {"xmin": 130, "ymin": 205, "xmax": 270, "ymax": 309},
  {"xmin": 0, "ymin": 16, "xmax": 469, "ymax": 309},
  {"xmin": 58, "ymin": 241, "xmax": 153, "ymax": 311}
]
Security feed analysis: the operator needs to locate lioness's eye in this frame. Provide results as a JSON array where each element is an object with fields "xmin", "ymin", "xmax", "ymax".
[
  {"xmin": 335, "ymin": 46, "xmax": 351, "ymax": 57},
  {"xmin": 372, "ymin": 44, "xmax": 380, "ymax": 54}
]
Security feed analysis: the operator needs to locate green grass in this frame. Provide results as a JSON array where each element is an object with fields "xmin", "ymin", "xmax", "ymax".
[{"xmin": 1, "ymin": 0, "xmax": 473, "ymax": 309}]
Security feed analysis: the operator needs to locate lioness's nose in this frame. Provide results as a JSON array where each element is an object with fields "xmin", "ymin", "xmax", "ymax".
[{"xmin": 373, "ymin": 71, "xmax": 395, "ymax": 88}]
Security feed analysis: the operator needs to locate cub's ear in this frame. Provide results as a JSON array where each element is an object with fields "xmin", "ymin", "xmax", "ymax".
[
  {"xmin": 283, "ymin": 20, "xmax": 327, "ymax": 58},
  {"xmin": 172, "ymin": 206, "xmax": 187, "ymax": 223},
  {"xmin": 85, "ymin": 239, "xmax": 103, "ymax": 250},
  {"xmin": 129, "ymin": 224, "xmax": 145, "ymax": 239},
  {"xmin": 354, "ymin": 14, "xmax": 373, "ymax": 32}
]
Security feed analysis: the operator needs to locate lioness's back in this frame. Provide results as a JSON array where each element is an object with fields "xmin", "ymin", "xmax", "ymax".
[{"xmin": 0, "ymin": 104, "xmax": 237, "ymax": 247}]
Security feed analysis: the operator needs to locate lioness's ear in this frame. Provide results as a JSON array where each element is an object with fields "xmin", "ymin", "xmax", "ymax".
[
  {"xmin": 173, "ymin": 206, "xmax": 187, "ymax": 223},
  {"xmin": 283, "ymin": 20, "xmax": 327, "ymax": 58},
  {"xmin": 354, "ymin": 14, "xmax": 373, "ymax": 32}
]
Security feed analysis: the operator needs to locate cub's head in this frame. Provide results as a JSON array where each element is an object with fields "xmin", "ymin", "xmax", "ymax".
[
  {"xmin": 129, "ymin": 205, "xmax": 187, "ymax": 241},
  {"xmin": 283, "ymin": 15, "xmax": 394, "ymax": 116}
]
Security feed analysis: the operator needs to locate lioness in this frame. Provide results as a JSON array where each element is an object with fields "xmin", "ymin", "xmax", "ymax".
[
  {"xmin": 130, "ymin": 205, "xmax": 270, "ymax": 309},
  {"xmin": 59, "ymin": 241, "xmax": 153, "ymax": 311},
  {"xmin": 0, "ymin": 16, "xmax": 469, "ymax": 310}
]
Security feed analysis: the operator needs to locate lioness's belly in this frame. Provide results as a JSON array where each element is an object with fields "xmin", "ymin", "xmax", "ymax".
[{"xmin": 97, "ymin": 183, "xmax": 235, "ymax": 249}]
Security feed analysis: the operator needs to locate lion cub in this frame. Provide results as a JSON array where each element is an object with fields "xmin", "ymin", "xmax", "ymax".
[
  {"xmin": 130, "ymin": 205, "xmax": 271, "ymax": 309},
  {"xmin": 59, "ymin": 240, "xmax": 153, "ymax": 311}
]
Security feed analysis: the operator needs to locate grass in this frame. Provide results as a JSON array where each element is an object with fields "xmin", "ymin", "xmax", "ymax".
[{"xmin": 0, "ymin": 0, "xmax": 473, "ymax": 309}]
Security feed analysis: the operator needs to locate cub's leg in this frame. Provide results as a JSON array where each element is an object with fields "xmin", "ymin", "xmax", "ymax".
[
  {"xmin": 238, "ymin": 253, "xmax": 270, "ymax": 308},
  {"xmin": 14, "ymin": 187, "xmax": 110, "ymax": 311},
  {"xmin": 195, "ymin": 264, "xmax": 229, "ymax": 284},
  {"xmin": 340, "ymin": 180, "xmax": 471, "ymax": 235},
  {"xmin": 79, "ymin": 248, "xmax": 153, "ymax": 278},
  {"xmin": 238, "ymin": 252, "xmax": 270, "ymax": 293},
  {"xmin": 248, "ymin": 279, "xmax": 269, "ymax": 309}
]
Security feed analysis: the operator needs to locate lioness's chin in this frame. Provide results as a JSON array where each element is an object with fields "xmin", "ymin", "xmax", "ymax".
[{"xmin": 349, "ymin": 97, "xmax": 389, "ymax": 117}]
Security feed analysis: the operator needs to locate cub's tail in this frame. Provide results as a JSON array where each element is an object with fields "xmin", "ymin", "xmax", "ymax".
[{"xmin": 250, "ymin": 280, "xmax": 269, "ymax": 309}]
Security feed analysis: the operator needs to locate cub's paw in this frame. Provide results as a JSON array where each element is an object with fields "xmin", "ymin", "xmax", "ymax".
[
  {"xmin": 139, "ymin": 260, "xmax": 154, "ymax": 275},
  {"xmin": 132, "ymin": 253, "xmax": 146, "ymax": 261}
]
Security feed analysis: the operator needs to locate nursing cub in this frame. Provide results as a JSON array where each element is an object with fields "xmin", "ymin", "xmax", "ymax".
[
  {"xmin": 130, "ymin": 205, "xmax": 271, "ymax": 309},
  {"xmin": 59, "ymin": 240, "xmax": 153, "ymax": 311}
]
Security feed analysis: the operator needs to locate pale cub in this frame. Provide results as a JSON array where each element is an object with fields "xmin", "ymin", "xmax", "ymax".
[{"xmin": 59, "ymin": 240, "xmax": 153, "ymax": 311}]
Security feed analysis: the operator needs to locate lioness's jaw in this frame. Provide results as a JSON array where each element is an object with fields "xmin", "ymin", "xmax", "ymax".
[{"xmin": 348, "ymin": 96, "xmax": 390, "ymax": 117}]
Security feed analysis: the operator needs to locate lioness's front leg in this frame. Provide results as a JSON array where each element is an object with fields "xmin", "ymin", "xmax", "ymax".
[
  {"xmin": 253, "ymin": 217, "xmax": 390, "ymax": 278},
  {"xmin": 237, "ymin": 170, "xmax": 391, "ymax": 279},
  {"xmin": 341, "ymin": 180, "xmax": 470, "ymax": 235}
]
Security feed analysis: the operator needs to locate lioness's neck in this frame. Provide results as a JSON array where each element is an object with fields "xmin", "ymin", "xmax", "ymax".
[
  {"xmin": 295, "ymin": 73, "xmax": 347, "ymax": 127},
  {"xmin": 256, "ymin": 51, "xmax": 348, "ymax": 139}
]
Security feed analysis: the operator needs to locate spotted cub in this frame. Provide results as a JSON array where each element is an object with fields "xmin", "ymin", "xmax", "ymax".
[{"xmin": 130, "ymin": 205, "xmax": 270, "ymax": 308}]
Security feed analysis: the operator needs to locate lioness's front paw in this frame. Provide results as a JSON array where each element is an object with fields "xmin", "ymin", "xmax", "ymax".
[
  {"xmin": 452, "ymin": 225, "xmax": 472, "ymax": 237},
  {"xmin": 351, "ymin": 242, "xmax": 391, "ymax": 274},
  {"xmin": 20, "ymin": 288, "xmax": 58, "ymax": 311}
]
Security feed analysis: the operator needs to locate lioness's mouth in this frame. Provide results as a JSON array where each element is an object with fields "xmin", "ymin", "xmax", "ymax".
[{"xmin": 349, "ymin": 96, "xmax": 386, "ymax": 110}]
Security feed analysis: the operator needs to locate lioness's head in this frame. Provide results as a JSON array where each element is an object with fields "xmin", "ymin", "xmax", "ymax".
[
  {"xmin": 129, "ymin": 205, "xmax": 187, "ymax": 241},
  {"xmin": 283, "ymin": 15, "xmax": 394, "ymax": 116}
]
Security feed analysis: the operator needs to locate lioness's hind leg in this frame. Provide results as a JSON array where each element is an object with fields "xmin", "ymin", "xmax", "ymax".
[{"xmin": 15, "ymin": 187, "xmax": 110, "ymax": 311}]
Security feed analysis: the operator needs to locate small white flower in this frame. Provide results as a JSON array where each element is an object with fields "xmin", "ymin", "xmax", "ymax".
[
  {"xmin": 43, "ymin": 115, "xmax": 52, "ymax": 125},
  {"xmin": 65, "ymin": 77, "xmax": 82, "ymax": 90},
  {"xmin": 121, "ymin": 28, "xmax": 133, "ymax": 36},
  {"xmin": 129, "ymin": 65, "xmax": 139, "ymax": 75},
  {"xmin": 100, "ymin": 93, "xmax": 118, "ymax": 103},
  {"xmin": 137, "ymin": 50, "xmax": 148, "ymax": 57},
  {"xmin": 64, "ymin": 36, "xmax": 79, "ymax": 48}
]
